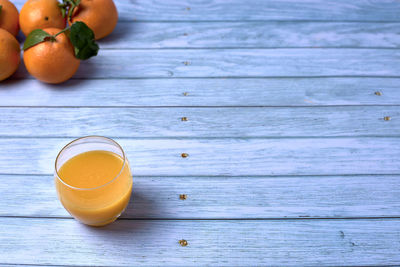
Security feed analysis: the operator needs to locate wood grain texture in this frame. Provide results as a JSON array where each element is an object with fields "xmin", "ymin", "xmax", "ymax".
[
  {"xmin": 4, "ymin": 0, "xmax": 400, "ymax": 266},
  {"xmin": 12, "ymin": 20, "xmax": 400, "ymax": 49},
  {"xmin": 100, "ymin": 21, "xmax": 400, "ymax": 48},
  {"xmin": 1, "ymin": 218, "xmax": 400, "ymax": 266},
  {"xmin": 0, "ymin": 106, "xmax": 398, "ymax": 138},
  {"xmin": 0, "ymin": 138, "xmax": 398, "ymax": 176},
  {"xmin": 1, "ymin": 78, "xmax": 399, "ymax": 107},
  {"xmin": 14, "ymin": 49, "xmax": 400, "ymax": 79},
  {"xmin": 1, "ymin": 175, "xmax": 399, "ymax": 219},
  {"xmin": 13, "ymin": 0, "xmax": 400, "ymax": 22}
]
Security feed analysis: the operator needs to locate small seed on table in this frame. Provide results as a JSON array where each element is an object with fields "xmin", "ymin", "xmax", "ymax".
[
  {"xmin": 181, "ymin": 117, "xmax": 188, "ymax": 121},
  {"xmin": 179, "ymin": 194, "xmax": 187, "ymax": 200},
  {"xmin": 183, "ymin": 92, "xmax": 189, "ymax": 96},
  {"xmin": 181, "ymin": 153, "xmax": 189, "ymax": 158},
  {"xmin": 179, "ymin": 239, "xmax": 188, "ymax": 246},
  {"xmin": 384, "ymin": 116, "xmax": 391, "ymax": 121},
  {"xmin": 375, "ymin": 91, "xmax": 382, "ymax": 96}
]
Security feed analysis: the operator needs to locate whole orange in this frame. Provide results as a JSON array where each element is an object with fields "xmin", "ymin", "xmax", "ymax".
[
  {"xmin": 0, "ymin": 28, "xmax": 20, "ymax": 81},
  {"xmin": 70, "ymin": 0, "xmax": 118, "ymax": 40},
  {"xmin": 0, "ymin": 0, "xmax": 19, "ymax": 36},
  {"xmin": 19, "ymin": 0, "xmax": 66, "ymax": 36},
  {"xmin": 23, "ymin": 28, "xmax": 80, "ymax": 84}
]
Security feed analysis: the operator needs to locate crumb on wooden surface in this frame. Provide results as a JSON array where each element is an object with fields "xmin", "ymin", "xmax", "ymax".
[{"xmin": 179, "ymin": 239, "xmax": 188, "ymax": 246}]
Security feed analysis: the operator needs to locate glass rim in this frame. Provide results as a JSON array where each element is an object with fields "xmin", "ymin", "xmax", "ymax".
[{"xmin": 54, "ymin": 135, "xmax": 127, "ymax": 191}]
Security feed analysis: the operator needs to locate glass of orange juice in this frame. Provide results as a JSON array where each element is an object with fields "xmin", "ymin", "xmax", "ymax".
[{"xmin": 54, "ymin": 136, "xmax": 133, "ymax": 226}]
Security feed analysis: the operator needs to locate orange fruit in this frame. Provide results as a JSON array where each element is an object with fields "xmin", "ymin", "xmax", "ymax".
[
  {"xmin": 70, "ymin": 0, "xmax": 118, "ymax": 40},
  {"xmin": 0, "ymin": 28, "xmax": 20, "ymax": 81},
  {"xmin": 19, "ymin": 0, "xmax": 66, "ymax": 36},
  {"xmin": 0, "ymin": 0, "xmax": 19, "ymax": 36},
  {"xmin": 23, "ymin": 28, "xmax": 80, "ymax": 84}
]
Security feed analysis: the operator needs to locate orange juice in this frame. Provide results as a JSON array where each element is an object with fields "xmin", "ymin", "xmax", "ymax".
[{"xmin": 55, "ymin": 150, "xmax": 132, "ymax": 226}]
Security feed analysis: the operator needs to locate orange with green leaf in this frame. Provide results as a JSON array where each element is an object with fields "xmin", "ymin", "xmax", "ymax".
[
  {"xmin": 23, "ymin": 21, "xmax": 99, "ymax": 84},
  {"xmin": 66, "ymin": 0, "xmax": 118, "ymax": 40},
  {"xmin": 1, "ymin": 0, "xmax": 108, "ymax": 84}
]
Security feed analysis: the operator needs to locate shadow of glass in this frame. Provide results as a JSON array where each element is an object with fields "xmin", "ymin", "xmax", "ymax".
[
  {"xmin": 123, "ymin": 190, "xmax": 160, "ymax": 219},
  {"xmin": 77, "ymin": 189, "xmax": 159, "ymax": 234}
]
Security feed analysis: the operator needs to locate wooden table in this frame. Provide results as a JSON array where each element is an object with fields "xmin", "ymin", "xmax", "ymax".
[{"xmin": 1, "ymin": 0, "xmax": 400, "ymax": 266}]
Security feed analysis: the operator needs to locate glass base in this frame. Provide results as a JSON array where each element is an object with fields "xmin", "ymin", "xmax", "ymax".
[{"xmin": 85, "ymin": 216, "xmax": 118, "ymax": 227}]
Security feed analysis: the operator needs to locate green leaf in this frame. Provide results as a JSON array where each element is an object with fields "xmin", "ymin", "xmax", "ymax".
[
  {"xmin": 69, "ymin": 21, "xmax": 99, "ymax": 60},
  {"xmin": 23, "ymin": 29, "xmax": 53, "ymax": 51}
]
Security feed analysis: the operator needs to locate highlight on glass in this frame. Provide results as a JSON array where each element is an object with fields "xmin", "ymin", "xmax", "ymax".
[{"xmin": 54, "ymin": 136, "xmax": 133, "ymax": 226}]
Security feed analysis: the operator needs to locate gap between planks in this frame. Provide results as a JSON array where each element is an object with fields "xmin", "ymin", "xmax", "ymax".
[
  {"xmin": 118, "ymin": 20, "xmax": 400, "ymax": 23},
  {"xmin": 3, "ymin": 173, "xmax": 400, "ymax": 177},
  {"xmin": 2, "ymin": 264, "xmax": 399, "ymax": 267},
  {"xmin": 0, "ymin": 136, "xmax": 399, "ymax": 140},
  {"xmin": 2, "ymin": 264, "xmax": 400, "ymax": 267},
  {"xmin": 10, "ymin": 75, "xmax": 400, "ymax": 79},
  {"xmin": 98, "ymin": 47, "xmax": 400, "ymax": 50},
  {"xmin": 2, "ymin": 216, "xmax": 400, "ymax": 221},
  {"xmin": 0, "ymin": 105, "xmax": 399, "ymax": 108}
]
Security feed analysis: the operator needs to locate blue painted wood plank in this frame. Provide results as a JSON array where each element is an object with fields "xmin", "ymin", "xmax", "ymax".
[
  {"xmin": 3, "ymin": 0, "xmax": 400, "ymax": 266},
  {"xmin": 0, "ymin": 137, "xmax": 398, "ymax": 176},
  {"xmin": 1, "ymin": 174, "xmax": 399, "ymax": 219},
  {"xmin": 0, "ymin": 107, "xmax": 398, "ymax": 138},
  {"xmin": 12, "ymin": 0, "xmax": 400, "ymax": 22},
  {"xmin": 14, "ymin": 49, "xmax": 400, "ymax": 79},
  {"xmin": 0, "ymin": 78, "xmax": 398, "ymax": 106},
  {"xmin": 12, "ymin": 21, "xmax": 400, "ymax": 49},
  {"xmin": 1, "ymin": 218, "xmax": 400, "ymax": 266},
  {"xmin": 97, "ymin": 21, "xmax": 400, "ymax": 48}
]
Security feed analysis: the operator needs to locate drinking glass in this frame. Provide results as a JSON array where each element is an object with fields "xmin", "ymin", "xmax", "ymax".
[{"xmin": 54, "ymin": 136, "xmax": 133, "ymax": 226}]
